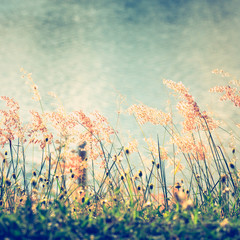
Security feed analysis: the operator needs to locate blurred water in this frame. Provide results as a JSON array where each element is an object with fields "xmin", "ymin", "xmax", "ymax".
[{"xmin": 1, "ymin": 0, "xmax": 240, "ymax": 162}]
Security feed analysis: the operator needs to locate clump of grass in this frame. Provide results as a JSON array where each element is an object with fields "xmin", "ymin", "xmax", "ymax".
[{"xmin": 1, "ymin": 68, "xmax": 240, "ymax": 238}]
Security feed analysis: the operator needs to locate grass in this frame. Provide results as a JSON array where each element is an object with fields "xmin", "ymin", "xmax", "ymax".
[{"xmin": 1, "ymin": 68, "xmax": 240, "ymax": 239}]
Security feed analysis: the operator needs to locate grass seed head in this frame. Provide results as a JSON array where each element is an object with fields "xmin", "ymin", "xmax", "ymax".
[
  {"xmin": 5, "ymin": 178, "xmax": 11, "ymax": 187},
  {"xmin": 174, "ymin": 182, "xmax": 181, "ymax": 189},
  {"xmin": 31, "ymin": 177, "xmax": 37, "ymax": 187},
  {"xmin": 125, "ymin": 148, "xmax": 130, "ymax": 155},
  {"xmin": 59, "ymin": 193, "xmax": 64, "ymax": 200},
  {"xmin": 221, "ymin": 174, "xmax": 227, "ymax": 184},
  {"xmin": 38, "ymin": 176, "xmax": 43, "ymax": 183},
  {"xmin": 229, "ymin": 162, "xmax": 235, "ymax": 170}
]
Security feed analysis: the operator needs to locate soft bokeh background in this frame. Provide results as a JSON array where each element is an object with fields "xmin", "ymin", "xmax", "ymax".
[{"xmin": 1, "ymin": 0, "xmax": 240, "ymax": 140}]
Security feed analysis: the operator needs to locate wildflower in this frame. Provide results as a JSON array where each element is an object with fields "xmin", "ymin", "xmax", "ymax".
[
  {"xmin": 40, "ymin": 198, "xmax": 47, "ymax": 205},
  {"xmin": 196, "ymin": 174, "xmax": 200, "ymax": 179},
  {"xmin": 5, "ymin": 178, "xmax": 11, "ymax": 187},
  {"xmin": 220, "ymin": 218, "xmax": 229, "ymax": 228},
  {"xmin": 70, "ymin": 168, "xmax": 73, "ymax": 173},
  {"xmin": 81, "ymin": 197, "xmax": 85, "ymax": 203},
  {"xmin": 120, "ymin": 175, "xmax": 124, "ymax": 181},
  {"xmin": 149, "ymin": 183, "xmax": 154, "ymax": 190},
  {"xmin": 232, "ymin": 148, "xmax": 236, "ymax": 154},
  {"xmin": 102, "ymin": 199, "xmax": 108, "ymax": 205},
  {"xmin": 4, "ymin": 151, "xmax": 7, "ymax": 156},
  {"xmin": 134, "ymin": 174, "xmax": 139, "ymax": 180},
  {"xmin": 79, "ymin": 141, "xmax": 87, "ymax": 149},
  {"xmin": 113, "ymin": 154, "xmax": 122, "ymax": 163},
  {"xmin": 182, "ymin": 199, "xmax": 194, "ymax": 210},
  {"xmin": 124, "ymin": 148, "xmax": 130, "ymax": 155},
  {"xmin": 137, "ymin": 185, "xmax": 141, "ymax": 191},
  {"xmin": 229, "ymin": 162, "xmax": 235, "ymax": 170},
  {"xmin": 12, "ymin": 173, "xmax": 16, "ymax": 179},
  {"xmin": 174, "ymin": 182, "xmax": 181, "ymax": 190},
  {"xmin": 32, "ymin": 170, "xmax": 37, "ymax": 176},
  {"xmin": 138, "ymin": 170, "xmax": 143, "ymax": 178},
  {"xmin": 144, "ymin": 201, "xmax": 152, "ymax": 207},
  {"xmin": 221, "ymin": 174, "xmax": 227, "ymax": 184},
  {"xmin": 31, "ymin": 178, "xmax": 37, "ymax": 187},
  {"xmin": 38, "ymin": 175, "xmax": 44, "ymax": 182},
  {"xmin": 156, "ymin": 163, "xmax": 160, "ymax": 169},
  {"xmin": 59, "ymin": 193, "xmax": 64, "ymax": 200},
  {"xmin": 223, "ymin": 187, "xmax": 230, "ymax": 194},
  {"xmin": 79, "ymin": 189, "xmax": 84, "ymax": 195},
  {"xmin": 174, "ymin": 190, "xmax": 187, "ymax": 203},
  {"xmin": 71, "ymin": 173, "xmax": 75, "ymax": 179}
]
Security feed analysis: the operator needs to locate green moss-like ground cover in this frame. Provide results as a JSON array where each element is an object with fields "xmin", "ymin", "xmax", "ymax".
[{"xmin": 1, "ymin": 199, "xmax": 239, "ymax": 240}]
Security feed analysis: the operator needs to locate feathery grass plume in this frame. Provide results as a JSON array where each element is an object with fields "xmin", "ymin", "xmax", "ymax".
[
  {"xmin": 28, "ymin": 110, "xmax": 53, "ymax": 149},
  {"xmin": 125, "ymin": 139, "xmax": 138, "ymax": 155},
  {"xmin": 170, "ymin": 133, "xmax": 207, "ymax": 161},
  {"xmin": 144, "ymin": 138, "xmax": 168, "ymax": 160},
  {"xmin": 127, "ymin": 103, "xmax": 171, "ymax": 126},
  {"xmin": 0, "ymin": 96, "xmax": 24, "ymax": 147},
  {"xmin": 163, "ymin": 79, "xmax": 218, "ymax": 132},
  {"xmin": 210, "ymin": 71, "xmax": 240, "ymax": 116}
]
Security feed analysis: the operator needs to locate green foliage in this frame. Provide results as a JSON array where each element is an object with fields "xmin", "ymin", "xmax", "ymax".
[{"xmin": 0, "ymin": 199, "xmax": 239, "ymax": 239}]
